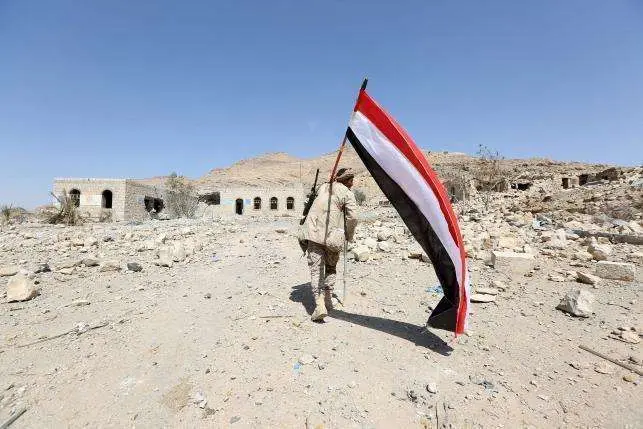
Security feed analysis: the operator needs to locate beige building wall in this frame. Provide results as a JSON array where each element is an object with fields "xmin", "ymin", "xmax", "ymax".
[
  {"xmin": 124, "ymin": 181, "xmax": 168, "ymax": 221},
  {"xmin": 198, "ymin": 185, "xmax": 305, "ymax": 217},
  {"xmin": 53, "ymin": 178, "xmax": 128, "ymax": 221}
]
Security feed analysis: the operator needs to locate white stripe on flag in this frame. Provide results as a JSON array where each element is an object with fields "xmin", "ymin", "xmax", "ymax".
[{"xmin": 349, "ymin": 111, "xmax": 463, "ymax": 287}]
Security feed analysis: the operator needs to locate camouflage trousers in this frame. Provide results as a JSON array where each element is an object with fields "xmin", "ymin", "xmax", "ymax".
[{"xmin": 306, "ymin": 241, "xmax": 339, "ymax": 295}]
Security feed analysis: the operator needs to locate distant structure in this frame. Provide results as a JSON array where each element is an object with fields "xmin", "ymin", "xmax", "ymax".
[
  {"xmin": 52, "ymin": 178, "xmax": 305, "ymax": 221},
  {"xmin": 196, "ymin": 185, "xmax": 305, "ymax": 218},
  {"xmin": 52, "ymin": 178, "xmax": 167, "ymax": 222}
]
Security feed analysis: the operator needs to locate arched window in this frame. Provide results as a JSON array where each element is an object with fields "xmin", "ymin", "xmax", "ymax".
[
  {"xmin": 286, "ymin": 197, "xmax": 294, "ymax": 210},
  {"xmin": 102, "ymin": 190, "xmax": 113, "ymax": 209},
  {"xmin": 253, "ymin": 197, "xmax": 262, "ymax": 210},
  {"xmin": 270, "ymin": 197, "xmax": 278, "ymax": 210},
  {"xmin": 69, "ymin": 189, "xmax": 81, "ymax": 207}
]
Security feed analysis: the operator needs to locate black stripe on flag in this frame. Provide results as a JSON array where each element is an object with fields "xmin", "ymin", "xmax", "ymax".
[{"xmin": 346, "ymin": 127, "xmax": 460, "ymax": 332}]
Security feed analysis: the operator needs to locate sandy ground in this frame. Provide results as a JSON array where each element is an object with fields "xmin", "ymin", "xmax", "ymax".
[{"xmin": 0, "ymin": 217, "xmax": 641, "ymax": 428}]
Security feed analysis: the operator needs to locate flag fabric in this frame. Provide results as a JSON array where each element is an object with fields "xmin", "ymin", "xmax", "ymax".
[{"xmin": 345, "ymin": 88, "xmax": 470, "ymax": 334}]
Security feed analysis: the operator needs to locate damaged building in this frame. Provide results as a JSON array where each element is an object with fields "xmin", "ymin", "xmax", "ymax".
[{"xmin": 52, "ymin": 178, "xmax": 168, "ymax": 222}]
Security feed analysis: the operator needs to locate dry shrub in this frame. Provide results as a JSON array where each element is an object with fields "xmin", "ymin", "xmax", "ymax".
[
  {"xmin": 45, "ymin": 191, "xmax": 84, "ymax": 225},
  {"xmin": 165, "ymin": 172, "xmax": 198, "ymax": 218},
  {"xmin": 474, "ymin": 144, "xmax": 507, "ymax": 192},
  {"xmin": 1, "ymin": 204, "xmax": 12, "ymax": 225},
  {"xmin": 353, "ymin": 189, "xmax": 367, "ymax": 206}
]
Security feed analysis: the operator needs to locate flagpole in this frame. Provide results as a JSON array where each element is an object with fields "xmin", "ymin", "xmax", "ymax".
[{"xmin": 328, "ymin": 78, "xmax": 368, "ymax": 181}]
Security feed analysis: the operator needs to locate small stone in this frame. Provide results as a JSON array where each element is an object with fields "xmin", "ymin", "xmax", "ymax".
[
  {"xmin": 71, "ymin": 299, "xmax": 91, "ymax": 306},
  {"xmin": 491, "ymin": 280, "xmax": 508, "ymax": 291},
  {"xmin": 576, "ymin": 271, "xmax": 601, "ymax": 286},
  {"xmin": 594, "ymin": 363, "xmax": 613, "ymax": 375},
  {"xmin": 204, "ymin": 293, "xmax": 212, "ymax": 299},
  {"xmin": 623, "ymin": 374, "xmax": 638, "ymax": 383},
  {"xmin": 0, "ymin": 265, "xmax": 19, "ymax": 277},
  {"xmin": 620, "ymin": 331, "xmax": 641, "ymax": 344},
  {"xmin": 230, "ymin": 416, "xmax": 241, "ymax": 424},
  {"xmin": 470, "ymin": 293, "xmax": 496, "ymax": 303},
  {"xmin": 275, "ymin": 228, "xmax": 287, "ymax": 234},
  {"xmin": 81, "ymin": 258, "xmax": 100, "ymax": 267},
  {"xmin": 556, "ymin": 289, "xmax": 594, "ymax": 317},
  {"xmin": 34, "ymin": 263, "xmax": 51, "ymax": 274},
  {"xmin": 298, "ymin": 354, "xmax": 315, "ymax": 365},
  {"xmin": 6, "ymin": 275, "xmax": 38, "ymax": 302},
  {"xmin": 475, "ymin": 287, "xmax": 498, "ymax": 295},
  {"xmin": 127, "ymin": 262, "xmax": 143, "ymax": 272},
  {"xmin": 426, "ymin": 382, "xmax": 438, "ymax": 394},
  {"xmin": 377, "ymin": 241, "xmax": 392, "ymax": 252},
  {"xmin": 99, "ymin": 260, "xmax": 122, "ymax": 272},
  {"xmin": 352, "ymin": 245, "xmax": 370, "ymax": 262}
]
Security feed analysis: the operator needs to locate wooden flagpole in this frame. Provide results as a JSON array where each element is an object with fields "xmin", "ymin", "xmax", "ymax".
[{"xmin": 328, "ymin": 78, "xmax": 368, "ymax": 181}]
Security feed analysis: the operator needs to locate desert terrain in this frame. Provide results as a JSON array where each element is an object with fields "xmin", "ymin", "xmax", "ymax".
[{"xmin": 1, "ymin": 152, "xmax": 641, "ymax": 428}]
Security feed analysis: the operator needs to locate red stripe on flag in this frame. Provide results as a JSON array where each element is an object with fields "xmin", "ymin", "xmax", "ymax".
[
  {"xmin": 356, "ymin": 91, "xmax": 461, "ymax": 247},
  {"xmin": 355, "ymin": 90, "xmax": 468, "ymax": 334}
]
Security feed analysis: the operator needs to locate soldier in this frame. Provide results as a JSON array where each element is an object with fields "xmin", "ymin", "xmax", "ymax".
[{"xmin": 299, "ymin": 167, "xmax": 358, "ymax": 321}]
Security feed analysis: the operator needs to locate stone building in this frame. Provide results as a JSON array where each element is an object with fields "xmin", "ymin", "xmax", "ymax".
[
  {"xmin": 196, "ymin": 185, "xmax": 305, "ymax": 218},
  {"xmin": 52, "ymin": 178, "xmax": 167, "ymax": 222}
]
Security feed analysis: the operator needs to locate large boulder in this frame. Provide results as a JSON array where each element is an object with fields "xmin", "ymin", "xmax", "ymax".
[
  {"xmin": 594, "ymin": 261, "xmax": 635, "ymax": 281},
  {"xmin": 556, "ymin": 289, "xmax": 594, "ymax": 317},
  {"xmin": 6, "ymin": 275, "xmax": 38, "ymax": 302},
  {"xmin": 491, "ymin": 251, "xmax": 535, "ymax": 274}
]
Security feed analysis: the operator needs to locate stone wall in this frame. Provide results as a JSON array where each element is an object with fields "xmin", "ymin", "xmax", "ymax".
[
  {"xmin": 124, "ymin": 181, "xmax": 168, "ymax": 221},
  {"xmin": 52, "ymin": 179, "xmax": 127, "ymax": 221},
  {"xmin": 197, "ymin": 185, "xmax": 305, "ymax": 218}
]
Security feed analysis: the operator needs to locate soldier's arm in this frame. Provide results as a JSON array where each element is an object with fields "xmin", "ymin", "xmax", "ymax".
[{"xmin": 343, "ymin": 191, "xmax": 358, "ymax": 241}]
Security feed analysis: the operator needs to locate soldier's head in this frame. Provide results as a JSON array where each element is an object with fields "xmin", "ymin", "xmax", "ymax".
[{"xmin": 335, "ymin": 167, "xmax": 355, "ymax": 189}]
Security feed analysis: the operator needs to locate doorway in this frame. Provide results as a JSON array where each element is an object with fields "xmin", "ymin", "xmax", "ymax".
[{"xmin": 235, "ymin": 198, "xmax": 243, "ymax": 215}]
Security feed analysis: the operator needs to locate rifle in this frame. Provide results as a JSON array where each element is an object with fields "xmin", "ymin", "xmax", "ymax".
[{"xmin": 300, "ymin": 168, "xmax": 320, "ymax": 225}]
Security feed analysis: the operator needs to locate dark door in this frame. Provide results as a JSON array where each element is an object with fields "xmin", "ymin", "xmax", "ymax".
[{"xmin": 235, "ymin": 198, "xmax": 243, "ymax": 215}]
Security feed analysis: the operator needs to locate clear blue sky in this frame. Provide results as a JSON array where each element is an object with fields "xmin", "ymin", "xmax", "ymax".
[{"xmin": 1, "ymin": 0, "xmax": 642, "ymax": 208}]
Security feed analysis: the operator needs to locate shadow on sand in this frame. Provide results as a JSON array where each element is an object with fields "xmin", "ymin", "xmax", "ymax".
[{"xmin": 289, "ymin": 283, "xmax": 453, "ymax": 356}]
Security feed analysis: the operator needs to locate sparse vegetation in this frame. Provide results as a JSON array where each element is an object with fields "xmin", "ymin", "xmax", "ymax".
[
  {"xmin": 474, "ymin": 144, "xmax": 507, "ymax": 192},
  {"xmin": 353, "ymin": 189, "xmax": 367, "ymax": 206},
  {"xmin": 165, "ymin": 172, "xmax": 198, "ymax": 218},
  {"xmin": 45, "ymin": 191, "xmax": 84, "ymax": 225},
  {"xmin": 1, "ymin": 204, "xmax": 13, "ymax": 225}
]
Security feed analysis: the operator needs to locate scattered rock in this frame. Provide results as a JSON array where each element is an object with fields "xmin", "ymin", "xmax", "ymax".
[
  {"xmin": 81, "ymin": 258, "xmax": 100, "ymax": 267},
  {"xmin": 470, "ymin": 293, "xmax": 496, "ymax": 303},
  {"xmin": 99, "ymin": 260, "xmax": 122, "ymax": 272},
  {"xmin": 6, "ymin": 275, "xmax": 38, "ymax": 302},
  {"xmin": 623, "ymin": 374, "xmax": 638, "ymax": 383},
  {"xmin": 275, "ymin": 228, "xmax": 287, "ymax": 234},
  {"xmin": 475, "ymin": 287, "xmax": 498, "ymax": 295},
  {"xmin": 127, "ymin": 262, "xmax": 143, "ymax": 272},
  {"xmin": 491, "ymin": 251, "xmax": 535, "ymax": 274},
  {"xmin": 352, "ymin": 245, "xmax": 370, "ymax": 262},
  {"xmin": 0, "ymin": 265, "xmax": 19, "ymax": 277},
  {"xmin": 298, "ymin": 354, "xmax": 315, "ymax": 365},
  {"xmin": 594, "ymin": 261, "xmax": 635, "ymax": 281},
  {"xmin": 34, "ymin": 263, "xmax": 51, "ymax": 274},
  {"xmin": 588, "ymin": 242, "xmax": 612, "ymax": 261},
  {"xmin": 576, "ymin": 271, "xmax": 601, "ymax": 286},
  {"xmin": 426, "ymin": 383, "xmax": 438, "ymax": 394},
  {"xmin": 619, "ymin": 331, "xmax": 641, "ymax": 344},
  {"xmin": 377, "ymin": 241, "xmax": 391, "ymax": 252},
  {"xmin": 556, "ymin": 289, "xmax": 594, "ymax": 317}
]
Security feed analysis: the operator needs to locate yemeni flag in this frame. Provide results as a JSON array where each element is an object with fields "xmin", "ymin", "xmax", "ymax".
[{"xmin": 344, "ymin": 82, "xmax": 470, "ymax": 334}]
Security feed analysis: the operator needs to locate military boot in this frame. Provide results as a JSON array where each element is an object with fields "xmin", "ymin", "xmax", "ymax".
[
  {"xmin": 310, "ymin": 293, "xmax": 328, "ymax": 321},
  {"xmin": 324, "ymin": 288, "xmax": 334, "ymax": 311}
]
